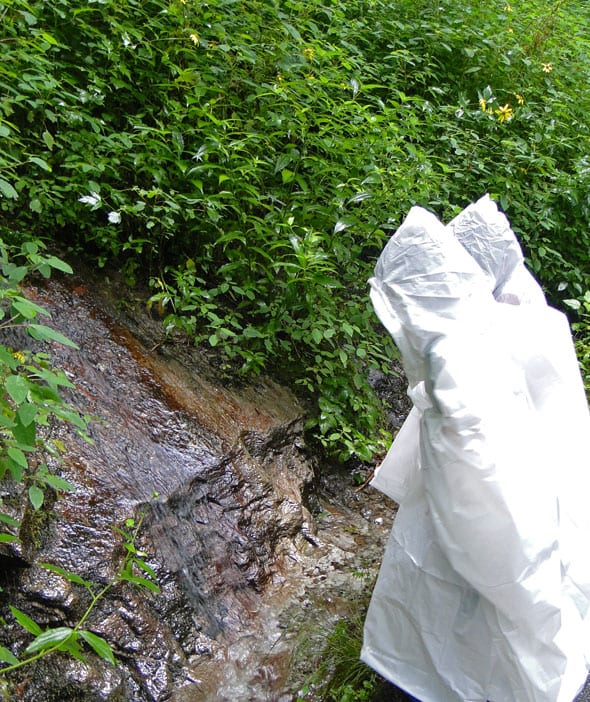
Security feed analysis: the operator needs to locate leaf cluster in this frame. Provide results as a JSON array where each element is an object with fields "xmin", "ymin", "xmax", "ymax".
[
  {"xmin": 0, "ymin": 239, "xmax": 90, "ymax": 533},
  {"xmin": 0, "ymin": 514, "xmax": 160, "ymax": 672},
  {"xmin": 1, "ymin": 0, "xmax": 589, "ymax": 459}
]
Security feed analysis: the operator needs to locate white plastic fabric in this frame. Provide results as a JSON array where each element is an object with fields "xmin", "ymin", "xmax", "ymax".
[{"xmin": 361, "ymin": 195, "xmax": 590, "ymax": 702}]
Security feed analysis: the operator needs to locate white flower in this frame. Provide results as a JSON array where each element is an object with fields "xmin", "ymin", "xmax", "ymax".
[
  {"xmin": 107, "ymin": 211, "xmax": 121, "ymax": 224},
  {"xmin": 78, "ymin": 192, "xmax": 101, "ymax": 207}
]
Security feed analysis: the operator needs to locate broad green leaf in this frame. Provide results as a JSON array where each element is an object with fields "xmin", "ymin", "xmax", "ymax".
[
  {"xmin": 24, "ymin": 627, "xmax": 73, "ymax": 654},
  {"xmin": 45, "ymin": 256, "xmax": 73, "ymax": 274},
  {"xmin": 12, "ymin": 297, "xmax": 50, "ymax": 320},
  {"xmin": 7, "ymin": 446, "xmax": 28, "ymax": 468},
  {"xmin": 28, "ymin": 485, "xmax": 44, "ymax": 510},
  {"xmin": 311, "ymin": 328, "xmax": 323, "ymax": 344},
  {"xmin": 0, "ymin": 179, "xmax": 18, "ymax": 200},
  {"xmin": 10, "ymin": 606, "xmax": 43, "ymax": 636},
  {"xmin": 79, "ymin": 630, "xmax": 116, "ymax": 666},
  {"xmin": 17, "ymin": 402, "xmax": 37, "ymax": 427},
  {"xmin": 0, "ymin": 646, "xmax": 19, "ymax": 665},
  {"xmin": 5, "ymin": 375, "xmax": 29, "ymax": 404},
  {"xmin": 27, "ymin": 325, "xmax": 79, "ymax": 349},
  {"xmin": 11, "ymin": 415, "xmax": 36, "ymax": 448},
  {"xmin": 2, "ymin": 456, "xmax": 23, "ymax": 481}
]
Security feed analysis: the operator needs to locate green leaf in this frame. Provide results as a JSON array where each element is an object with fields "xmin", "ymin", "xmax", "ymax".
[
  {"xmin": 0, "ymin": 646, "xmax": 19, "ymax": 665},
  {"xmin": 10, "ymin": 606, "xmax": 43, "ymax": 636},
  {"xmin": 42, "ymin": 131, "xmax": 54, "ymax": 150},
  {"xmin": 119, "ymin": 572, "xmax": 160, "ymax": 593},
  {"xmin": 5, "ymin": 375, "xmax": 29, "ymax": 404},
  {"xmin": 40, "ymin": 562, "xmax": 95, "ymax": 588},
  {"xmin": 11, "ymin": 415, "xmax": 36, "ymax": 448},
  {"xmin": 17, "ymin": 402, "xmax": 37, "ymax": 427},
  {"xmin": 27, "ymin": 325, "xmax": 79, "ymax": 348},
  {"xmin": 311, "ymin": 328, "xmax": 323, "ymax": 344},
  {"xmin": 133, "ymin": 557, "xmax": 157, "ymax": 579},
  {"xmin": 28, "ymin": 485, "xmax": 44, "ymax": 510},
  {"xmin": 7, "ymin": 446, "xmax": 28, "ymax": 468},
  {"xmin": 12, "ymin": 297, "xmax": 50, "ymax": 319},
  {"xmin": 0, "ymin": 179, "xmax": 18, "ymax": 200},
  {"xmin": 2, "ymin": 456, "xmax": 23, "ymax": 481},
  {"xmin": 24, "ymin": 627, "xmax": 74, "ymax": 654},
  {"xmin": 42, "ymin": 474, "xmax": 76, "ymax": 493},
  {"xmin": 28, "ymin": 156, "xmax": 52, "ymax": 172},
  {"xmin": 0, "ymin": 512, "xmax": 20, "ymax": 527},
  {"xmin": 45, "ymin": 256, "xmax": 73, "ymax": 274},
  {"xmin": 0, "ymin": 533, "xmax": 20, "ymax": 543},
  {"xmin": 79, "ymin": 630, "xmax": 116, "ymax": 666}
]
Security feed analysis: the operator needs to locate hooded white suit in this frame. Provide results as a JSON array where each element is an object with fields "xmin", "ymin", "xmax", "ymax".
[{"xmin": 361, "ymin": 196, "xmax": 590, "ymax": 702}]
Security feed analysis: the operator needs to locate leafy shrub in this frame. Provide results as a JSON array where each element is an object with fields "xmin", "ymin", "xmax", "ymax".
[{"xmin": 1, "ymin": 0, "xmax": 588, "ymax": 459}]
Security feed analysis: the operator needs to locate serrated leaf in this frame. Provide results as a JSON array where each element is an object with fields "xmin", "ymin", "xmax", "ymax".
[
  {"xmin": 79, "ymin": 630, "xmax": 116, "ymax": 666},
  {"xmin": 24, "ymin": 627, "xmax": 73, "ymax": 654},
  {"xmin": 5, "ymin": 375, "xmax": 29, "ymax": 404},
  {"xmin": 10, "ymin": 606, "xmax": 43, "ymax": 636},
  {"xmin": 28, "ymin": 485, "xmax": 44, "ymax": 510},
  {"xmin": 27, "ymin": 324, "xmax": 79, "ymax": 348},
  {"xmin": 0, "ymin": 646, "xmax": 19, "ymax": 665}
]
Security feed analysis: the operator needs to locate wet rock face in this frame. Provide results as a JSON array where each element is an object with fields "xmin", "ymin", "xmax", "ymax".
[{"xmin": 0, "ymin": 272, "xmax": 396, "ymax": 701}]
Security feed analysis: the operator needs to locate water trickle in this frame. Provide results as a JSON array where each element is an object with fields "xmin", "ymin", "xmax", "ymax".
[{"xmin": 1, "ymin": 272, "xmax": 396, "ymax": 701}]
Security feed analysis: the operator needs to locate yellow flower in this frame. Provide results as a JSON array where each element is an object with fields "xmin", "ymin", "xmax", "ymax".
[
  {"xmin": 514, "ymin": 93, "xmax": 524, "ymax": 105},
  {"xmin": 189, "ymin": 33, "xmax": 199, "ymax": 46},
  {"xmin": 479, "ymin": 97, "xmax": 487, "ymax": 112},
  {"xmin": 495, "ymin": 104, "xmax": 514, "ymax": 122},
  {"xmin": 12, "ymin": 351, "xmax": 26, "ymax": 365},
  {"xmin": 303, "ymin": 47, "xmax": 315, "ymax": 62},
  {"xmin": 542, "ymin": 62, "xmax": 553, "ymax": 73},
  {"xmin": 504, "ymin": 3, "xmax": 513, "ymax": 11}
]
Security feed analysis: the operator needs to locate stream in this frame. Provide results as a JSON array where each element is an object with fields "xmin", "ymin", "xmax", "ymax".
[{"xmin": 0, "ymin": 270, "xmax": 403, "ymax": 701}]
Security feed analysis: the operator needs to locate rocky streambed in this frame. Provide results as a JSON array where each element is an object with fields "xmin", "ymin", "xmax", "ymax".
[{"xmin": 0, "ymin": 270, "xmax": 405, "ymax": 701}]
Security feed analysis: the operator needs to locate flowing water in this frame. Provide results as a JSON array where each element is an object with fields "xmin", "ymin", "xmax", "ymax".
[{"xmin": 2, "ymin": 271, "xmax": 396, "ymax": 701}]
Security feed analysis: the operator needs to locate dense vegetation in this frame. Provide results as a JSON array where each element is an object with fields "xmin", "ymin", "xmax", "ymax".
[{"xmin": 2, "ymin": 0, "xmax": 589, "ymax": 461}]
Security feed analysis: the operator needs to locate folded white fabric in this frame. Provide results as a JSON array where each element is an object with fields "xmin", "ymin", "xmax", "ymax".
[{"xmin": 362, "ymin": 196, "xmax": 590, "ymax": 702}]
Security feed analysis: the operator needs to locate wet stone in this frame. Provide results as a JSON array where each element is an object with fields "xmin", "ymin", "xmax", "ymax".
[{"xmin": 0, "ymin": 272, "xmax": 398, "ymax": 701}]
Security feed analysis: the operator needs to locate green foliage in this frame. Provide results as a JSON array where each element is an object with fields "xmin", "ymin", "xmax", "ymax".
[
  {"xmin": 2, "ymin": 0, "xmax": 589, "ymax": 459},
  {"xmin": 0, "ymin": 513, "xmax": 159, "ymax": 673},
  {"xmin": 0, "ymin": 239, "xmax": 89, "ymax": 529},
  {"xmin": 296, "ymin": 606, "xmax": 378, "ymax": 701}
]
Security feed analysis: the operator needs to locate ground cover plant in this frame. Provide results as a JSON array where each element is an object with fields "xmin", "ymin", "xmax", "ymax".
[{"xmin": 1, "ymin": 0, "xmax": 589, "ymax": 462}]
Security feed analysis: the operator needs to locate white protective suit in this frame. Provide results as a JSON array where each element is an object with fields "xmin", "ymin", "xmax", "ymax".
[{"xmin": 361, "ymin": 196, "xmax": 590, "ymax": 702}]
